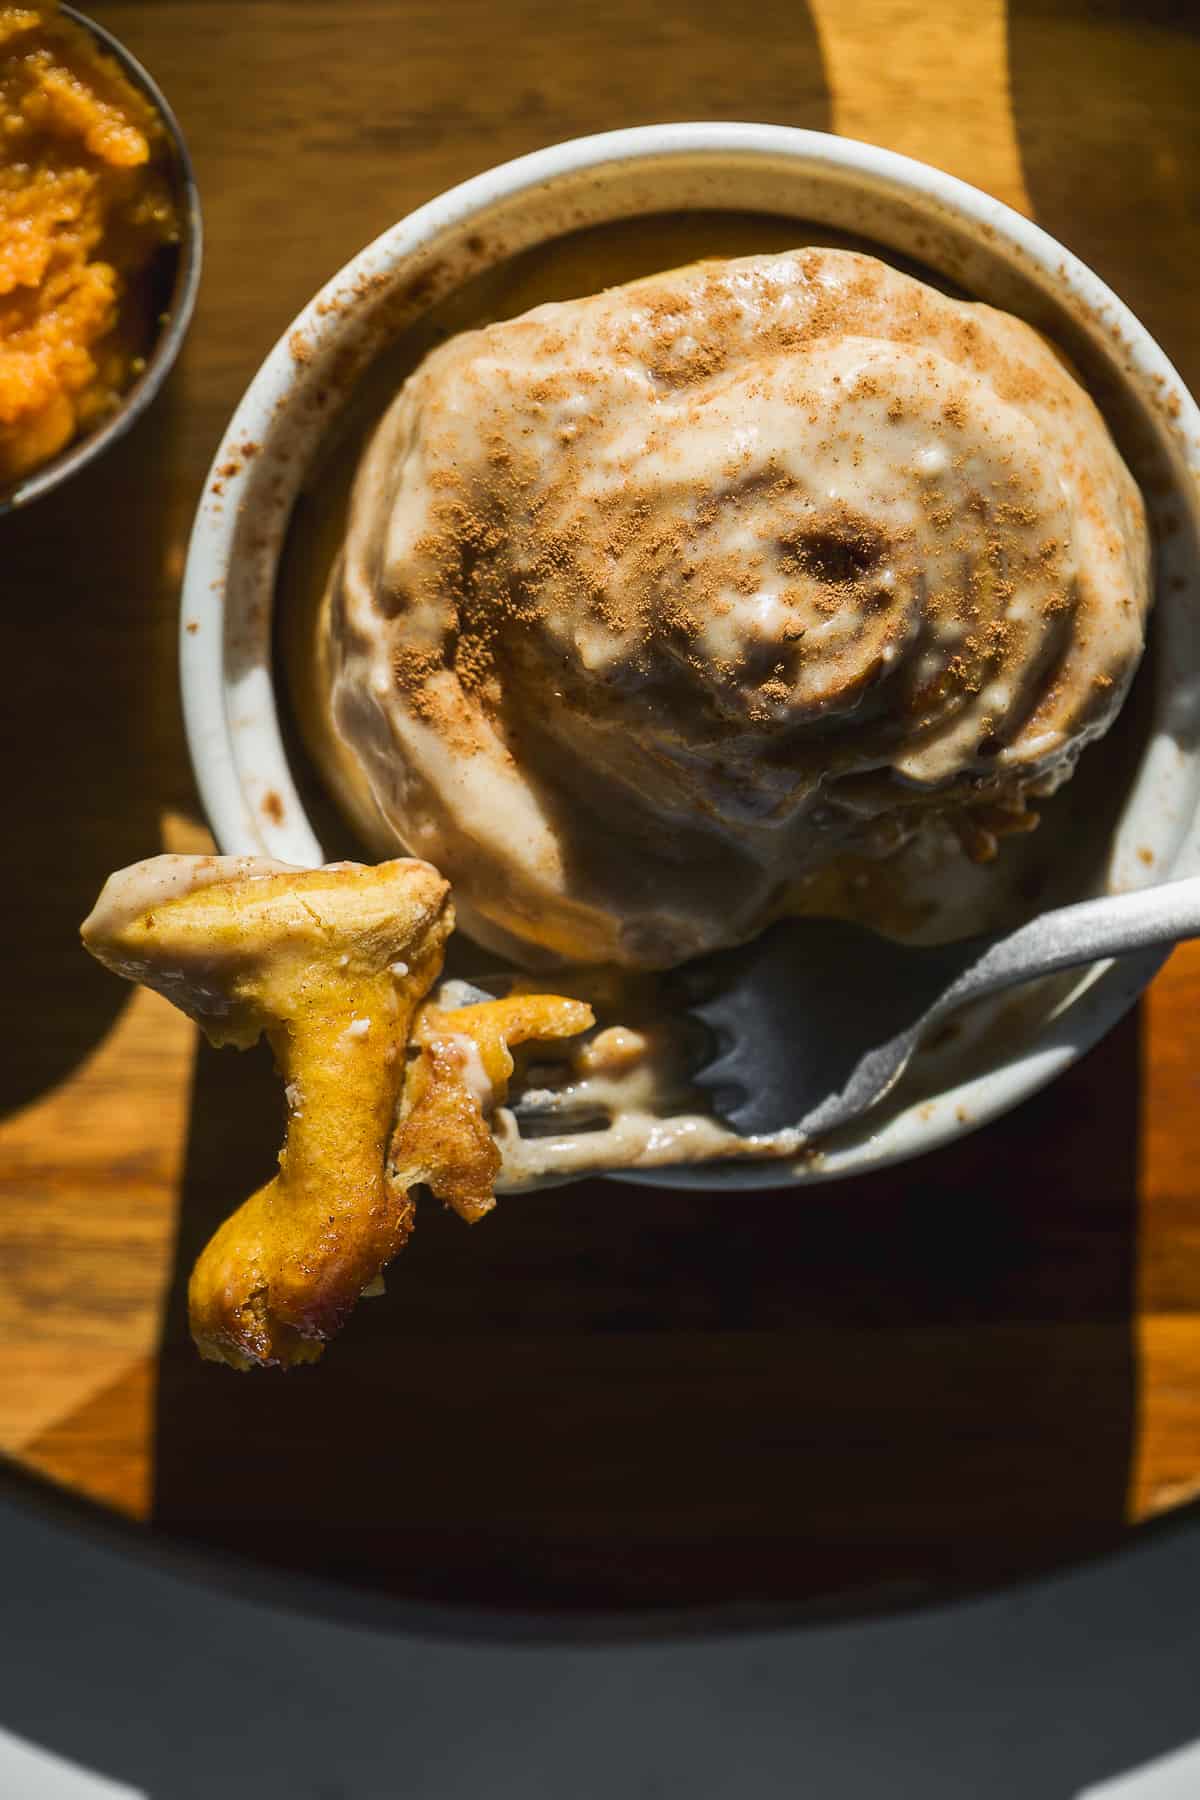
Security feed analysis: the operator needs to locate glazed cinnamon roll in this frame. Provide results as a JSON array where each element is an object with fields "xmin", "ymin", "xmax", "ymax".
[{"xmin": 318, "ymin": 248, "xmax": 1150, "ymax": 969}]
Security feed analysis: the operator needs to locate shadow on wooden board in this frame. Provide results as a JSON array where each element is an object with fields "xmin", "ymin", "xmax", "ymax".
[
  {"xmin": 150, "ymin": 1003, "xmax": 1141, "ymax": 1634},
  {"xmin": 0, "ymin": 383, "xmax": 187, "ymax": 1120}
]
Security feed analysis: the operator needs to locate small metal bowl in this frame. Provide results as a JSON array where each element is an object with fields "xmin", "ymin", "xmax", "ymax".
[{"xmin": 0, "ymin": 5, "xmax": 202, "ymax": 515}]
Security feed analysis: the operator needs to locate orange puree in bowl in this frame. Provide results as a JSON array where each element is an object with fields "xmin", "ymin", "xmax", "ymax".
[{"xmin": 0, "ymin": 3, "xmax": 179, "ymax": 483}]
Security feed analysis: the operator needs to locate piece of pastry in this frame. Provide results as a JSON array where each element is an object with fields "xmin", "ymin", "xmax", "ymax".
[{"xmin": 82, "ymin": 853, "xmax": 593, "ymax": 1368}]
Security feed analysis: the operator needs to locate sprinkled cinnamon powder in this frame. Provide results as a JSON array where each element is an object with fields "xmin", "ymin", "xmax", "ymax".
[{"xmin": 323, "ymin": 245, "xmax": 1152, "ymax": 969}]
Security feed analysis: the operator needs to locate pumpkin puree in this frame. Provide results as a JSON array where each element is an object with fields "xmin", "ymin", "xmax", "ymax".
[{"xmin": 0, "ymin": 3, "xmax": 178, "ymax": 484}]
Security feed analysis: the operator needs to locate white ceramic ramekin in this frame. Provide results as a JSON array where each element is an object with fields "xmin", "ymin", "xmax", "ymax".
[{"xmin": 180, "ymin": 122, "xmax": 1200, "ymax": 1189}]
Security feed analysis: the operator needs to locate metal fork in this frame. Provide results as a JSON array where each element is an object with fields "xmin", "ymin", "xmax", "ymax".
[{"xmin": 682, "ymin": 876, "xmax": 1200, "ymax": 1140}]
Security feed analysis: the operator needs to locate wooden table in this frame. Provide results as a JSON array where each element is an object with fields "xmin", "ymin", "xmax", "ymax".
[{"xmin": 3, "ymin": 0, "xmax": 1200, "ymax": 1622}]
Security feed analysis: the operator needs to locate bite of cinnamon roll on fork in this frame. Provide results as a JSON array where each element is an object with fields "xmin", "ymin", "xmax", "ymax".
[{"xmin": 82, "ymin": 855, "xmax": 592, "ymax": 1369}]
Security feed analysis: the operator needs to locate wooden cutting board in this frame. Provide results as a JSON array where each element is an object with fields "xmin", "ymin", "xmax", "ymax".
[{"xmin": 3, "ymin": 0, "xmax": 1199, "ymax": 1621}]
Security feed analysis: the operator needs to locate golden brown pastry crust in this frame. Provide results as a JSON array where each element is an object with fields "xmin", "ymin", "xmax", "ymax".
[
  {"xmin": 389, "ymin": 992, "xmax": 595, "ymax": 1223},
  {"xmin": 84, "ymin": 856, "xmax": 454, "ymax": 1368}
]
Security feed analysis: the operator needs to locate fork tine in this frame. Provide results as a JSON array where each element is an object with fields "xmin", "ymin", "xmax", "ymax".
[{"xmin": 685, "ymin": 1042, "xmax": 747, "ymax": 1090}]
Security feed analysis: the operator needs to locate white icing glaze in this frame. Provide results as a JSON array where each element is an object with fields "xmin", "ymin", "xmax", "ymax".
[
  {"xmin": 325, "ymin": 247, "xmax": 1150, "ymax": 970},
  {"xmin": 443, "ymin": 1031, "xmax": 494, "ymax": 1109},
  {"xmin": 493, "ymin": 1099, "xmax": 803, "ymax": 1189},
  {"xmin": 486, "ymin": 996, "xmax": 804, "ymax": 1186},
  {"xmin": 82, "ymin": 852, "xmax": 299, "ymax": 943}
]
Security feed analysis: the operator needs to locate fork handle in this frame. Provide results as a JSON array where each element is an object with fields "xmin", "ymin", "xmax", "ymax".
[{"xmin": 931, "ymin": 873, "xmax": 1200, "ymax": 1025}]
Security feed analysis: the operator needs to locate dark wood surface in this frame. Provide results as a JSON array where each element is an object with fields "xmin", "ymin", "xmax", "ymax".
[{"xmin": 3, "ymin": 0, "xmax": 1200, "ymax": 1621}]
